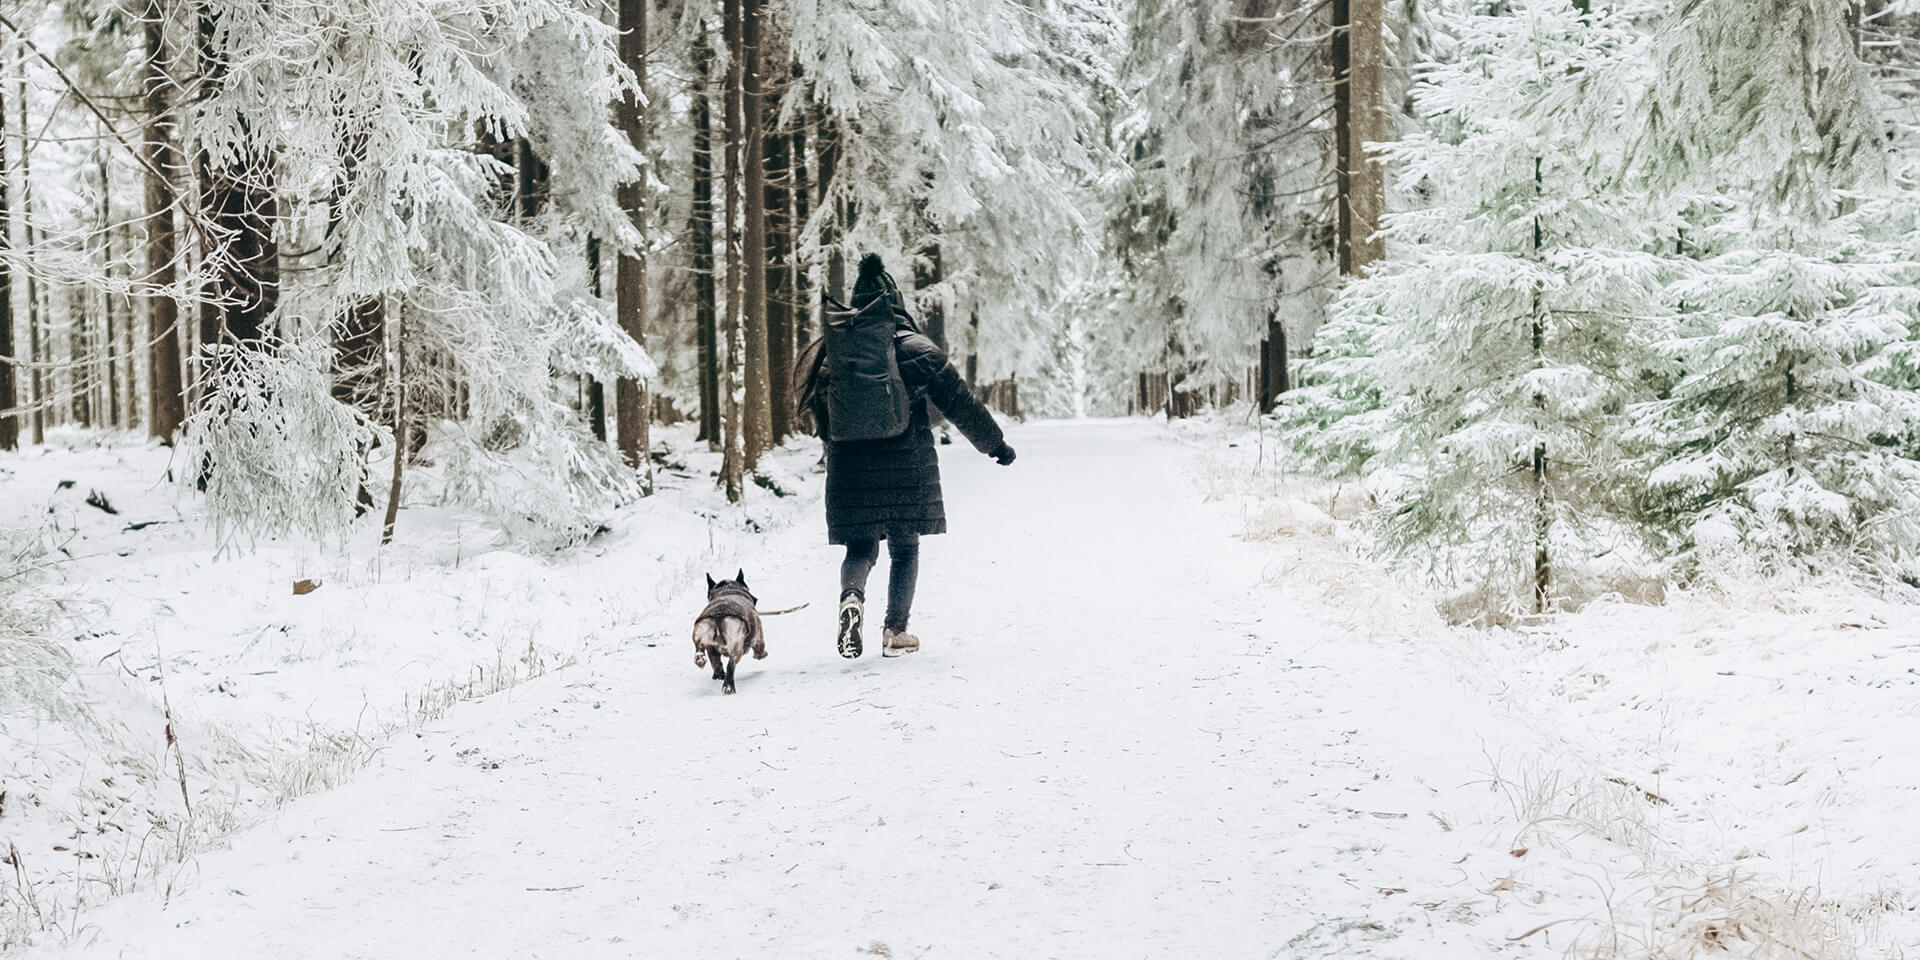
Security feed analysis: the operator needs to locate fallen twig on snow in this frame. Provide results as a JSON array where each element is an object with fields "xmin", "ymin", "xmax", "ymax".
[{"xmin": 1505, "ymin": 918, "xmax": 1578, "ymax": 942}]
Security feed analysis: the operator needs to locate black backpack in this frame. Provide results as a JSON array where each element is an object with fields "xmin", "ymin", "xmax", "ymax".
[{"xmin": 822, "ymin": 292, "xmax": 911, "ymax": 442}]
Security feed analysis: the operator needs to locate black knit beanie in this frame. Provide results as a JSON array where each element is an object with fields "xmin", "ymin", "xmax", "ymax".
[{"xmin": 853, "ymin": 253, "xmax": 889, "ymax": 306}]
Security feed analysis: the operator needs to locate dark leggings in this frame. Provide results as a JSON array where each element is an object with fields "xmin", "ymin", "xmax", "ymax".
[{"xmin": 840, "ymin": 535, "xmax": 920, "ymax": 631}]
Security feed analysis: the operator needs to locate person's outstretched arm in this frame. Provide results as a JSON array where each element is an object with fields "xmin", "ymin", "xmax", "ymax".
[{"xmin": 897, "ymin": 333, "xmax": 1015, "ymax": 464}]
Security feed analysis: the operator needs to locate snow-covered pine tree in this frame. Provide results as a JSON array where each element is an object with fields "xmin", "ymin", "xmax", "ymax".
[
  {"xmin": 1279, "ymin": 0, "xmax": 1675, "ymax": 614},
  {"xmin": 1625, "ymin": 0, "xmax": 1920, "ymax": 582},
  {"xmin": 1114, "ymin": 0, "xmax": 1334, "ymax": 403},
  {"xmin": 1638, "ymin": 0, "xmax": 1887, "ymax": 218},
  {"xmin": 785, "ymin": 0, "xmax": 1120, "ymax": 383},
  {"xmin": 177, "ymin": 0, "xmax": 653, "ymax": 548},
  {"xmin": 1629, "ymin": 202, "xmax": 1920, "ymax": 581},
  {"xmin": 1270, "ymin": 285, "xmax": 1393, "ymax": 484}
]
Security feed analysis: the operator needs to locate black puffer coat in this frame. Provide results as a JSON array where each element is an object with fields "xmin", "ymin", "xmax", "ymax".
[{"xmin": 803, "ymin": 328, "xmax": 1006, "ymax": 545}]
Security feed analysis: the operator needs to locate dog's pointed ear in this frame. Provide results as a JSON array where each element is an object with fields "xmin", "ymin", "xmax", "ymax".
[
  {"xmin": 706, "ymin": 573, "xmax": 716, "ymax": 591},
  {"xmin": 735, "ymin": 568, "xmax": 747, "ymax": 587}
]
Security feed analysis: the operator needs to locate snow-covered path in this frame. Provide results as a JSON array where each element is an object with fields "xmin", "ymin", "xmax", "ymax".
[{"xmin": 39, "ymin": 421, "xmax": 1553, "ymax": 959}]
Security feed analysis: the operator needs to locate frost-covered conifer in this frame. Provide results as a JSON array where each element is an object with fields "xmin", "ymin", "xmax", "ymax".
[
  {"xmin": 1273, "ymin": 289, "xmax": 1394, "ymax": 484},
  {"xmin": 1638, "ymin": 0, "xmax": 1887, "ymax": 217},
  {"xmin": 786, "ymin": 0, "xmax": 1121, "ymax": 373},
  {"xmin": 1629, "ymin": 204, "xmax": 1920, "ymax": 580},
  {"xmin": 1624, "ymin": 0, "xmax": 1920, "ymax": 582},
  {"xmin": 176, "ymin": 0, "xmax": 652, "ymax": 547},
  {"xmin": 1279, "ymin": 0, "xmax": 1674, "ymax": 611},
  {"xmin": 1113, "ymin": 0, "xmax": 1334, "ymax": 391}
]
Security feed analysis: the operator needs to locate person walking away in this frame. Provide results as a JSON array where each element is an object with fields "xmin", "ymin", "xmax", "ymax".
[{"xmin": 795, "ymin": 253, "xmax": 1015, "ymax": 658}]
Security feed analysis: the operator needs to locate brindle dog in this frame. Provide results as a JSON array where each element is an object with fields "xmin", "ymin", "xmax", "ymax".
[{"xmin": 692, "ymin": 571, "xmax": 766, "ymax": 694}]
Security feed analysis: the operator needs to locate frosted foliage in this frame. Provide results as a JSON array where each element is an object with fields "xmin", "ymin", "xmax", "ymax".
[
  {"xmin": 1281, "ymin": 0, "xmax": 1920, "ymax": 595},
  {"xmin": 1115, "ymin": 0, "xmax": 1335, "ymax": 382},
  {"xmin": 0, "ymin": 525, "xmax": 72, "ymax": 723},
  {"xmin": 1640, "ymin": 0, "xmax": 1888, "ymax": 214},
  {"xmin": 1631, "ymin": 213, "xmax": 1920, "ymax": 579},
  {"xmin": 439, "ymin": 410, "xmax": 638, "ymax": 547},
  {"xmin": 1027, "ymin": 264, "xmax": 1138, "ymax": 417},
  {"xmin": 1278, "ymin": 0, "xmax": 1670, "ymax": 607},
  {"xmin": 1275, "ymin": 289, "xmax": 1393, "ymax": 481},
  {"xmin": 185, "ymin": 0, "xmax": 649, "ymax": 543},
  {"xmin": 184, "ymin": 343, "xmax": 379, "ymax": 552},
  {"xmin": 786, "ymin": 0, "xmax": 1120, "ymax": 367},
  {"xmin": 501, "ymin": 20, "xmax": 649, "ymax": 247}
]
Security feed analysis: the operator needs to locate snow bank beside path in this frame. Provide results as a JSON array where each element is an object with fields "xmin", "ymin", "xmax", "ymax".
[
  {"xmin": 0, "ymin": 425, "xmax": 820, "ymax": 947},
  {"xmin": 1184, "ymin": 410, "xmax": 1919, "ymax": 957}
]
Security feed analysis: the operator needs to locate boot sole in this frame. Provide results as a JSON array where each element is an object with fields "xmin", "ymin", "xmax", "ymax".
[{"xmin": 837, "ymin": 607, "xmax": 864, "ymax": 659}]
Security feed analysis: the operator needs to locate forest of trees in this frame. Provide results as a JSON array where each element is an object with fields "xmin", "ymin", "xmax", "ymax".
[
  {"xmin": 0, "ymin": 0, "xmax": 1917, "ymax": 611},
  {"xmin": 0, "ymin": 0, "xmax": 1150, "ymax": 539}
]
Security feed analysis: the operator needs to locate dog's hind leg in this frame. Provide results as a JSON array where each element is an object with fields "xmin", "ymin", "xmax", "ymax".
[
  {"xmin": 719, "ymin": 617, "xmax": 750, "ymax": 693},
  {"xmin": 708, "ymin": 646, "xmax": 726, "ymax": 681},
  {"xmin": 693, "ymin": 620, "xmax": 713, "ymax": 669}
]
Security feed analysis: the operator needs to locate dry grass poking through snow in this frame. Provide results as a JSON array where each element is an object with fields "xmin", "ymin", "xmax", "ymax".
[
  {"xmin": 1171, "ymin": 409, "xmax": 1915, "ymax": 960},
  {"xmin": 0, "ymin": 426, "xmax": 823, "ymax": 949}
]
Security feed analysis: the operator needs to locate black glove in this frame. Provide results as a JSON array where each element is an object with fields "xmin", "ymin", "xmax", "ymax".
[{"xmin": 991, "ymin": 443, "xmax": 1016, "ymax": 466}]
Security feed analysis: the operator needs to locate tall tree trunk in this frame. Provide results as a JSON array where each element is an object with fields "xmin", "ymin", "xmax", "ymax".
[
  {"xmin": 17, "ymin": 60, "xmax": 43, "ymax": 446},
  {"xmin": 98, "ymin": 158, "xmax": 121, "ymax": 430},
  {"xmin": 815, "ymin": 106, "xmax": 845, "ymax": 300},
  {"xmin": 195, "ymin": 9, "xmax": 278, "ymax": 359},
  {"xmin": 117, "ymin": 222, "xmax": 137, "ymax": 430},
  {"xmin": 966, "ymin": 310, "xmax": 980, "ymax": 383},
  {"xmin": 1530, "ymin": 155, "xmax": 1549, "ymax": 613},
  {"xmin": 615, "ymin": 0, "xmax": 653, "ymax": 488},
  {"xmin": 691, "ymin": 31, "xmax": 720, "ymax": 448},
  {"xmin": 381, "ymin": 307, "xmax": 406, "ymax": 546},
  {"xmin": 0, "ymin": 74, "xmax": 12, "ymax": 452},
  {"xmin": 739, "ymin": 0, "xmax": 772, "ymax": 465},
  {"xmin": 331, "ymin": 127, "xmax": 388, "ymax": 443},
  {"xmin": 765, "ymin": 101, "xmax": 792, "ymax": 442},
  {"xmin": 1331, "ymin": 0, "xmax": 1385, "ymax": 274},
  {"xmin": 584, "ymin": 235, "xmax": 607, "ymax": 441},
  {"xmin": 143, "ymin": 2, "xmax": 185, "ymax": 441},
  {"xmin": 914, "ymin": 234, "xmax": 946, "ymax": 350},
  {"xmin": 720, "ymin": 0, "xmax": 745, "ymax": 502},
  {"xmin": 791, "ymin": 91, "xmax": 812, "ymax": 349},
  {"xmin": 113, "ymin": 220, "xmax": 135, "ymax": 430},
  {"xmin": 514, "ymin": 138, "xmax": 548, "ymax": 220},
  {"xmin": 73, "ymin": 287, "xmax": 93, "ymax": 428}
]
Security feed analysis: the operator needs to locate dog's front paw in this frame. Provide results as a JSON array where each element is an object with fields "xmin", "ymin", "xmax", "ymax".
[
  {"xmin": 694, "ymin": 651, "xmax": 707, "ymax": 668},
  {"xmin": 753, "ymin": 647, "xmax": 768, "ymax": 660}
]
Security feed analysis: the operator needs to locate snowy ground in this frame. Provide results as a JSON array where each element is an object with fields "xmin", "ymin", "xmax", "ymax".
[
  {"xmin": 5, "ymin": 417, "xmax": 1916, "ymax": 957},
  {"xmin": 0, "ymin": 423, "xmax": 821, "ymax": 947}
]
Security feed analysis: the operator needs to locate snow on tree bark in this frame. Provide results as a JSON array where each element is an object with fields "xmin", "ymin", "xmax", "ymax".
[
  {"xmin": 0, "ymin": 71, "xmax": 11, "ymax": 452},
  {"xmin": 722, "ymin": 0, "xmax": 747, "ymax": 502}
]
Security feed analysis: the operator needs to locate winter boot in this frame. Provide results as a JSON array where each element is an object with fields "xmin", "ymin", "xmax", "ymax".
[
  {"xmin": 881, "ymin": 626, "xmax": 920, "ymax": 658},
  {"xmin": 837, "ymin": 590, "xmax": 865, "ymax": 659}
]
